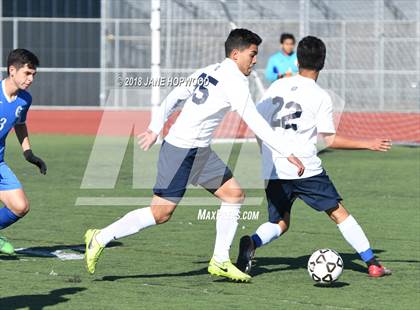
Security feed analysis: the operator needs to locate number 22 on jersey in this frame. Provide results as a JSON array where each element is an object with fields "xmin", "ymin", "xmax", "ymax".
[{"xmin": 270, "ymin": 96, "xmax": 302, "ymax": 131}]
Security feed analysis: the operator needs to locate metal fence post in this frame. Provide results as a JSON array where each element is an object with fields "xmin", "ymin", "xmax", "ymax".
[
  {"xmin": 13, "ymin": 18, "xmax": 18, "ymax": 49},
  {"xmin": 341, "ymin": 20, "xmax": 346, "ymax": 103},
  {"xmin": 100, "ymin": 0, "xmax": 107, "ymax": 106}
]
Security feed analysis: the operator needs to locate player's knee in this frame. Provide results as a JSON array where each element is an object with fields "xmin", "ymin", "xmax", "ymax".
[
  {"xmin": 214, "ymin": 178, "xmax": 245, "ymax": 204},
  {"xmin": 152, "ymin": 205, "xmax": 175, "ymax": 224},
  {"xmin": 11, "ymin": 199, "xmax": 30, "ymax": 217},
  {"xmin": 227, "ymin": 190, "xmax": 245, "ymax": 204},
  {"xmin": 326, "ymin": 203, "xmax": 348, "ymax": 224},
  {"xmin": 218, "ymin": 191, "xmax": 245, "ymax": 204},
  {"xmin": 155, "ymin": 212, "xmax": 172, "ymax": 224}
]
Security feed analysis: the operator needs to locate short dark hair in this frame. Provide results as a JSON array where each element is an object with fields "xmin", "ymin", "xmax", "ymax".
[
  {"xmin": 225, "ymin": 28, "xmax": 262, "ymax": 57},
  {"xmin": 7, "ymin": 48, "xmax": 39, "ymax": 75},
  {"xmin": 297, "ymin": 36, "xmax": 326, "ymax": 71},
  {"xmin": 280, "ymin": 33, "xmax": 295, "ymax": 44}
]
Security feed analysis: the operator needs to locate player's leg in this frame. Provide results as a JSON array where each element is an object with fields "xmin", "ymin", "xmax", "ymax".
[
  {"xmin": 84, "ymin": 141, "xmax": 193, "ymax": 274},
  {"xmin": 196, "ymin": 149, "xmax": 250, "ymax": 281},
  {"xmin": 0, "ymin": 163, "xmax": 29, "ymax": 255},
  {"xmin": 96, "ymin": 196, "xmax": 172, "ymax": 246},
  {"xmin": 251, "ymin": 212, "xmax": 290, "ymax": 248},
  {"xmin": 0, "ymin": 189, "xmax": 30, "ymax": 226},
  {"xmin": 0, "ymin": 190, "xmax": 30, "ymax": 254},
  {"xmin": 206, "ymin": 177, "xmax": 251, "ymax": 281},
  {"xmin": 84, "ymin": 196, "xmax": 177, "ymax": 274},
  {"xmin": 293, "ymin": 169, "xmax": 390, "ymax": 277},
  {"xmin": 211, "ymin": 176, "xmax": 244, "ymax": 261},
  {"xmin": 236, "ymin": 215, "xmax": 290, "ymax": 274},
  {"xmin": 327, "ymin": 203, "xmax": 391, "ymax": 277},
  {"xmin": 236, "ymin": 179, "xmax": 294, "ymax": 273}
]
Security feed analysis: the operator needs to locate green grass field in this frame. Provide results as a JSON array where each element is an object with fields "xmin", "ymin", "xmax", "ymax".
[{"xmin": 1, "ymin": 135, "xmax": 419, "ymax": 309}]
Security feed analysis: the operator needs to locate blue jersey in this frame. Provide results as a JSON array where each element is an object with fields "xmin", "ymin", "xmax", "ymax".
[
  {"xmin": 0, "ymin": 80, "xmax": 32, "ymax": 162},
  {"xmin": 265, "ymin": 51, "xmax": 298, "ymax": 83}
]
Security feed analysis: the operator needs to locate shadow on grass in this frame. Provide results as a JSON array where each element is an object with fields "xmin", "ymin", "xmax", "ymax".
[
  {"xmin": 97, "ymin": 267, "xmax": 251, "ymax": 284},
  {"xmin": 250, "ymin": 249, "xmax": 388, "ymax": 277},
  {"xmin": 314, "ymin": 282, "xmax": 350, "ymax": 288},
  {"xmin": 0, "ymin": 241, "xmax": 122, "ymax": 260},
  {"xmin": 0, "ymin": 287, "xmax": 86, "ymax": 310},
  {"xmin": 96, "ymin": 267, "xmax": 209, "ymax": 282}
]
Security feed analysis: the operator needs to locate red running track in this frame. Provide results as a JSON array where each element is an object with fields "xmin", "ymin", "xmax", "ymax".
[{"xmin": 25, "ymin": 110, "xmax": 420, "ymax": 143}]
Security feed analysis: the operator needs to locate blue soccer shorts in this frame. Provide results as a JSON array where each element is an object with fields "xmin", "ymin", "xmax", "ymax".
[
  {"xmin": 153, "ymin": 141, "xmax": 233, "ymax": 203},
  {"xmin": 0, "ymin": 162, "xmax": 23, "ymax": 191},
  {"xmin": 265, "ymin": 170, "xmax": 342, "ymax": 223}
]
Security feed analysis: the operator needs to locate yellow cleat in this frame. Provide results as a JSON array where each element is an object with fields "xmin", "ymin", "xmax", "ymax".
[
  {"xmin": 208, "ymin": 258, "xmax": 251, "ymax": 282},
  {"xmin": 0, "ymin": 236, "xmax": 15, "ymax": 255},
  {"xmin": 84, "ymin": 229, "xmax": 105, "ymax": 274}
]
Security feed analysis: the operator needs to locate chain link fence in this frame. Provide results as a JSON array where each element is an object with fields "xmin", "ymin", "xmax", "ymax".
[{"xmin": 1, "ymin": 0, "xmax": 419, "ymax": 111}]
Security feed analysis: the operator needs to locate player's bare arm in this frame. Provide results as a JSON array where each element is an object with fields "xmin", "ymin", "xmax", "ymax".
[{"xmin": 320, "ymin": 133, "xmax": 392, "ymax": 152}]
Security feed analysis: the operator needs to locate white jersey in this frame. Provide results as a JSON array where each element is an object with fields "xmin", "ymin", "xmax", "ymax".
[
  {"xmin": 257, "ymin": 74, "xmax": 336, "ymax": 180},
  {"xmin": 148, "ymin": 58, "xmax": 293, "ymax": 157}
]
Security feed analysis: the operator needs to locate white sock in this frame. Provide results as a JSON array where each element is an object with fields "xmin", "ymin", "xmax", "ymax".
[
  {"xmin": 212, "ymin": 202, "xmax": 241, "ymax": 262},
  {"xmin": 96, "ymin": 207, "xmax": 156, "ymax": 246},
  {"xmin": 255, "ymin": 222, "xmax": 282, "ymax": 247},
  {"xmin": 337, "ymin": 215, "xmax": 371, "ymax": 254}
]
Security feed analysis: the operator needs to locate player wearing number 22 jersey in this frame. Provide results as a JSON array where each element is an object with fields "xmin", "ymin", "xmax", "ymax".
[
  {"xmin": 84, "ymin": 29, "xmax": 305, "ymax": 282},
  {"xmin": 0, "ymin": 49, "xmax": 47, "ymax": 255},
  {"xmin": 236, "ymin": 36, "xmax": 392, "ymax": 278}
]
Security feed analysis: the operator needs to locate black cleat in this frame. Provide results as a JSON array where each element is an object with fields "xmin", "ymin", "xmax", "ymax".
[{"xmin": 236, "ymin": 235, "xmax": 255, "ymax": 274}]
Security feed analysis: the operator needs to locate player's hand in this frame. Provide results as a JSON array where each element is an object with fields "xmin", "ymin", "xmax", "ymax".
[
  {"xmin": 367, "ymin": 138, "xmax": 392, "ymax": 152},
  {"xmin": 137, "ymin": 129, "xmax": 158, "ymax": 151},
  {"xmin": 287, "ymin": 154, "xmax": 305, "ymax": 177},
  {"xmin": 23, "ymin": 149, "xmax": 47, "ymax": 175}
]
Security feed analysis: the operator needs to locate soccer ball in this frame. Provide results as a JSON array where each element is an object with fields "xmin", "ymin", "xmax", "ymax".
[{"xmin": 307, "ymin": 249, "xmax": 344, "ymax": 284}]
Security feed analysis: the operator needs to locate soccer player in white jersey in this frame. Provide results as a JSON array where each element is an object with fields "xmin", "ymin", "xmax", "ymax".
[
  {"xmin": 84, "ymin": 29, "xmax": 305, "ymax": 282},
  {"xmin": 236, "ymin": 36, "xmax": 392, "ymax": 278}
]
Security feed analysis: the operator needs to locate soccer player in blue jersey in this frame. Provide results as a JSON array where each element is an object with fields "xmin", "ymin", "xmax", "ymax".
[
  {"xmin": 0, "ymin": 49, "xmax": 47, "ymax": 254},
  {"xmin": 265, "ymin": 33, "xmax": 298, "ymax": 83}
]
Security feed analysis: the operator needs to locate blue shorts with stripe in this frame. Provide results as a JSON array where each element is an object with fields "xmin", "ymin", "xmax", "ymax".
[
  {"xmin": 265, "ymin": 170, "xmax": 342, "ymax": 223},
  {"xmin": 0, "ymin": 162, "xmax": 23, "ymax": 191},
  {"xmin": 153, "ymin": 141, "xmax": 233, "ymax": 203}
]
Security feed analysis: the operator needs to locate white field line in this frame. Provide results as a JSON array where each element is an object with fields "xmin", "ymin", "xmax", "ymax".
[{"xmin": 75, "ymin": 197, "xmax": 263, "ymax": 206}]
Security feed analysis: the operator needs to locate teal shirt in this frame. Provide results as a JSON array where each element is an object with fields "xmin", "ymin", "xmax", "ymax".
[{"xmin": 265, "ymin": 51, "xmax": 298, "ymax": 83}]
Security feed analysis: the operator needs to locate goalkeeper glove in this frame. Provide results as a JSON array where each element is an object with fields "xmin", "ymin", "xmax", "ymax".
[{"xmin": 23, "ymin": 149, "xmax": 47, "ymax": 175}]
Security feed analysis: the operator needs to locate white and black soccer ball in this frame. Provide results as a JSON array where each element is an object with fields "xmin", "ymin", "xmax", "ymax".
[{"xmin": 307, "ymin": 249, "xmax": 344, "ymax": 284}]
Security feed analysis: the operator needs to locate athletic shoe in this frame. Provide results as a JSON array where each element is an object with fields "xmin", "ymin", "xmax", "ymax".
[
  {"xmin": 0, "ymin": 236, "xmax": 15, "ymax": 255},
  {"xmin": 368, "ymin": 264, "xmax": 392, "ymax": 277},
  {"xmin": 84, "ymin": 229, "xmax": 105, "ymax": 274},
  {"xmin": 235, "ymin": 235, "xmax": 255, "ymax": 274},
  {"xmin": 208, "ymin": 257, "xmax": 251, "ymax": 282}
]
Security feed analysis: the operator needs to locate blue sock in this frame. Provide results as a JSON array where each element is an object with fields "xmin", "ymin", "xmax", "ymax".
[
  {"xmin": 0, "ymin": 207, "xmax": 20, "ymax": 229},
  {"xmin": 359, "ymin": 248, "xmax": 374, "ymax": 263},
  {"xmin": 251, "ymin": 234, "xmax": 263, "ymax": 248}
]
